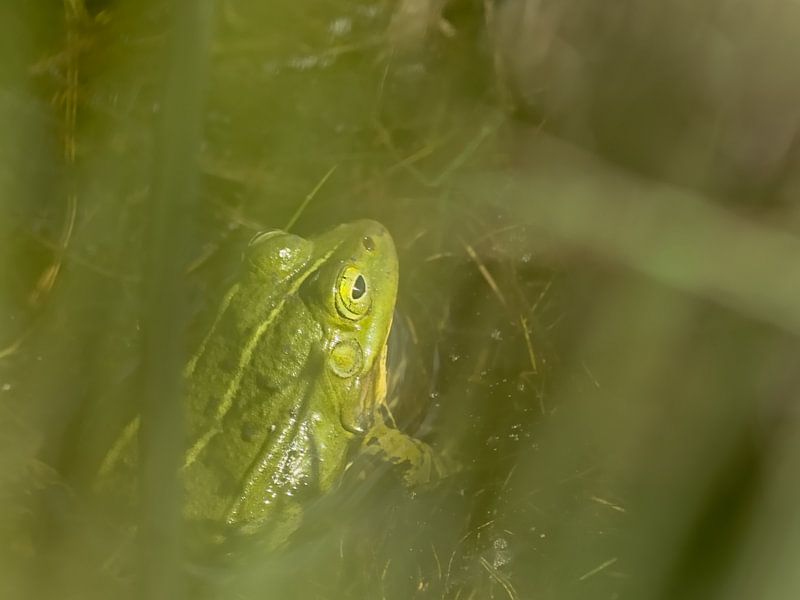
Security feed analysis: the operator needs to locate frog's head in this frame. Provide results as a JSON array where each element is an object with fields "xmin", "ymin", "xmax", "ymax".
[
  {"xmin": 305, "ymin": 220, "xmax": 398, "ymax": 376},
  {"xmin": 244, "ymin": 219, "xmax": 398, "ymax": 433},
  {"xmin": 304, "ymin": 219, "xmax": 399, "ymax": 432}
]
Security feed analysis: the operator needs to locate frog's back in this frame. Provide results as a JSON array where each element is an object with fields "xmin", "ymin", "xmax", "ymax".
[{"xmin": 182, "ymin": 293, "xmax": 350, "ymax": 530}]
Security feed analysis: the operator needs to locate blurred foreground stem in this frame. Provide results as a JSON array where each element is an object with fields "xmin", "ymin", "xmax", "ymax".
[{"xmin": 138, "ymin": 1, "xmax": 213, "ymax": 599}]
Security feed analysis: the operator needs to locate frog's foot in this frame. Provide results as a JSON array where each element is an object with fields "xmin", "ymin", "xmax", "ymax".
[{"xmin": 358, "ymin": 421, "xmax": 450, "ymax": 487}]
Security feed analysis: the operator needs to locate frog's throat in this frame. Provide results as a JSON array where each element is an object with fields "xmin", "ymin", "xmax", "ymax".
[
  {"xmin": 182, "ymin": 243, "xmax": 343, "ymax": 470},
  {"xmin": 340, "ymin": 336, "xmax": 393, "ymax": 435},
  {"xmin": 374, "ymin": 333, "xmax": 390, "ymax": 415}
]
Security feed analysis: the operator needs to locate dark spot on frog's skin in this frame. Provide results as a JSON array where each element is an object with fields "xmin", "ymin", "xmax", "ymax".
[
  {"xmin": 218, "ymin": 470, "xmax": 240, "ymax": 494},
  {"xmin": 219, "ymin": 356, "xmax": 237, "ymax": 372},
  {"xmin": 241, "ymin": 421, "xmax": 260, "ymax": 443},
  {"xmin": 255, "ymin": 371, "xmax": 279, "ymax": 393},
  {"xmin": 362, "ymin": 236, "xmax": 375, "ymax": 251}
]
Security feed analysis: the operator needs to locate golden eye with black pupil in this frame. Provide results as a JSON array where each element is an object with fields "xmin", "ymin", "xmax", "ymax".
[
  {"xmin": 335, "ymin": 265, "xmax": 371, "ymax": 320},
  {"xmin": 362, "ymin": 236, "xmax": 375, "ymax": 251}
]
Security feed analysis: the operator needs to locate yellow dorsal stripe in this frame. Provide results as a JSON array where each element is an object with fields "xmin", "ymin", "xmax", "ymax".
[
  {"xmin": 184, "ymin": 282, "xmax": 241, "ymax": 378},
  {"xmin": 182, "ymin": 244, "xmax": 341, "ymax": 469},
  {"xmin": 96, "ymin": 415, "xmax": 141, "ymax": 480},
  {"xmin": 98, "ymin": 284, "xmax": 241, "ymax": 478}
]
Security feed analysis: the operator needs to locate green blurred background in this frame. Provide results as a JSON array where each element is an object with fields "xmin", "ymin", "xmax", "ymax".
[{"xmin": 3, "ymin": 1, "xmax": 800, "ymax": 598}]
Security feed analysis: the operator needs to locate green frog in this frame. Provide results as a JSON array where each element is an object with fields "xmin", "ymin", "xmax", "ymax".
[{"xmin": 95, "ymin": 220, "xmax": 440, "ymax": 548}]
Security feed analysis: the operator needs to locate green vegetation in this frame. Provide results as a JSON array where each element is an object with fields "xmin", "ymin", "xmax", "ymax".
[{"xmin": 2, "ymin": 1, "xmax": 800, "ymax": 599}]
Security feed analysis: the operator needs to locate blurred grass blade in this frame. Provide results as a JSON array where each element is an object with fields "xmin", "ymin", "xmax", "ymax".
[
  {"xmin": 138, "ymin": 1, "xmax": 214, "ymax": 599},
  {"xmin": 461, "ymin": 133, "xmax": 800, "ymax": 335}
]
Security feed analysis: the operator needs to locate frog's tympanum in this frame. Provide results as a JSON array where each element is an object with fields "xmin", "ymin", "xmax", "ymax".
[{"xmin": 96, "ymin": 220, "xmax": 439, "ymax": 548}]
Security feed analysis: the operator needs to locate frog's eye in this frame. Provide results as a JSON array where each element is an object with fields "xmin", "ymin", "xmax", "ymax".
[{"xmin": 335, "ymin": 265, "xmax": 371, "ymax": 320}]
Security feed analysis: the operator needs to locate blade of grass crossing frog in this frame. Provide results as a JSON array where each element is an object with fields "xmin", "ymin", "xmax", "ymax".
[{"xmin": 284, "ymin": 165, "xmax": 337, "ymax": 232}]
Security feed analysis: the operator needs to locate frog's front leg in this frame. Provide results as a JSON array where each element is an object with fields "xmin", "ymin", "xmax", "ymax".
[{"xmin": 358, "ymin": 418, "xmax": 448, "ymax": 487}]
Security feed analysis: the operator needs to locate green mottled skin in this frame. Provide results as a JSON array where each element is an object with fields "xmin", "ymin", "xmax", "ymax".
[{"xmin": 97, "ymin": 220, "xmax": 436, "ymax": 547}]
